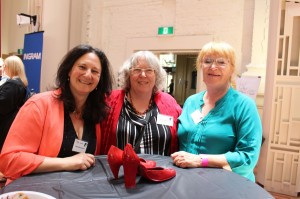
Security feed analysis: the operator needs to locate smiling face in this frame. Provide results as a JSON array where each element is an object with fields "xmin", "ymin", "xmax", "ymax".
[
  {"xmin": 68, "ymin": 52, "xmax": 101, "ymax": 98},
  {"xmin": 202, "ymin": 54, "xmax": 233, "ymax": 90},
  {"xmin": 129, "ymin": 57, "xmax": 156, "ymax": 95}
]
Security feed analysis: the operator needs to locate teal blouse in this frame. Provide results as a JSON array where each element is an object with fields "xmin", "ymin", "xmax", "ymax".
[{"xmin": 178, "ymin": 87, "xmax": 262, "ymax": 182}]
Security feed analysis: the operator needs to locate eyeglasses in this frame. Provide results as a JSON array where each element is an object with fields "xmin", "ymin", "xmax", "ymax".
[
  {"xmin": 130, "ymin": 68, "xmax": 155, "ymax": 76},
  {"xmin": 202, "ymin": 58, "xmax": 230, "ymax": 68}
]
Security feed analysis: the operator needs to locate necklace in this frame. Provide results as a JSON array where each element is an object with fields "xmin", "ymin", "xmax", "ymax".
[
  {"xmin": 72, "ymin": 110, "xmax": 82, "ymax": 120},
  {"xmin": 128, "ymin": 92, "xmax": 153, "ymax": 115}
]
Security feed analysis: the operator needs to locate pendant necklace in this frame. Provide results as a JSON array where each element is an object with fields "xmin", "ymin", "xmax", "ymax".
[
  {"xmin": 128, "ymin": 92, "xmax": 153, "ymax": 115},
  {"xmin": 72, "ymin": 110, "xmax": 82, "ymax": 120}
]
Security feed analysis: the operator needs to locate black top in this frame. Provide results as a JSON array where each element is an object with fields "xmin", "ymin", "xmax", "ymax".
[
  {"xmin": 0, "ymin": 78, "xmax": 26, "ymax": 150},
  {"xmin": 57, "ymin": 109, "xmax": 96, "ymax": 157},
  {"xmin": 116, "ymin": 96, "xmax": 171, "ymax": 155},
  {"xmin": 168, "ymin": 82, "xmax": 174, "ymax": 94}
]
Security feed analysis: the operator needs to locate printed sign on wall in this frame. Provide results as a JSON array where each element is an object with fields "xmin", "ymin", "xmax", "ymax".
[{"xmin": 23, "ymin": 31, "xmax": 44, "ymax": 93}]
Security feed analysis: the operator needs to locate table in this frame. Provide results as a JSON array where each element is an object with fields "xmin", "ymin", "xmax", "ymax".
[{"xmin": 0, "ymin": 154, "xmax": 273, "ymax": 199}]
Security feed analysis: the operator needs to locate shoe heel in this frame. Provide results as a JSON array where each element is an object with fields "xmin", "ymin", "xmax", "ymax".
[
  {"xmin": 123, "ymin": 144, "xmax": 140, "ymax": 188},
  {"xmin": 107, "ymin": 145, "xmax": 123, "ymax": 179}
]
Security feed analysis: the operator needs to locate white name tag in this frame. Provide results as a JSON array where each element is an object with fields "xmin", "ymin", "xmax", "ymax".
[
  {"xmin": 72, "ymin": 139, "xmax": 88, "ymax": 153},
  {"xmin": 157, "ymin": 114, "xmax": 173, "ymax": 127},
  {"xmin": 191, "ymin": 109, "xmax": 203, "ymax": 124}
]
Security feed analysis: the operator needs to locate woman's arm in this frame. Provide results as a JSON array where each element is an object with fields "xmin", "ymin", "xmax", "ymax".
[
  {"xmin": 224, "ymin": 97, "xmax": 262, "ymax": 177},
  {"xmin": 33, "ymin": 153, "xmax": 95, "ymax": 173},
  {"xmin": 171, "ymin": 151, "xmax": 232, "ymax": 171},
  {"xmin": 0, "ymin": 92, "xmax": 64, "ymax": 181}
]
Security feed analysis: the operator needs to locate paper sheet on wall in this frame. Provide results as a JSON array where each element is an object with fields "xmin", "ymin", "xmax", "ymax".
[
  {"xmin": 236, "ymin": 76, "xmax": 261, "ymax": 101},
  {"xmin": 16, "ymin": 14, "xmax": 31, "ymax": 25}
]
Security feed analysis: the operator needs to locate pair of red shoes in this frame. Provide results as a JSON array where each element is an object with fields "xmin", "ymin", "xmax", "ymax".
[{"xmin": 107, "ymin": 144, "xmax": 176, "ymax": 188}]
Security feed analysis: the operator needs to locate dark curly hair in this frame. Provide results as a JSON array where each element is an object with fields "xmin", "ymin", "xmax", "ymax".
[{"xmin": 55, "ymin": 44, "xmax": 113, "ymax": 123}]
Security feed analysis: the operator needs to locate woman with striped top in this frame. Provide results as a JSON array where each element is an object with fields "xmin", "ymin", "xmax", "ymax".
[{"xmin": 101, "ymin": 51, "xmax": 182, "ymax": 155}]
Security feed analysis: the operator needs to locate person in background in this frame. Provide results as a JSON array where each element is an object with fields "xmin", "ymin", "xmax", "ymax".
[
  {"xmin": 171, "ymin": 41, "xmax": 262, "ymax": 182},
  {"xmin": 0, "ymin": 56, "xmax": 28, "ymax": 183},
  {"xmin": 0, "ymin": 44, "xmax": 113, "ymax": 184},
  {"xmin": 0, "ymin": 55, "xmax": 28, "ymax": 150},
  {"xmin": 101, "ymin": 51, "xmax": 182, "ymax": 155},
  {"xmin": 168, "ymin": 78, "xmax": 174, "ymax": 96},
  {"xmin": 0, "ymin": 58, "xmax": 4, "ymax": 81}
]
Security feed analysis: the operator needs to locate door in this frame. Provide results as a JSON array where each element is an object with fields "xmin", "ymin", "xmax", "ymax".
[{"xmin": 174, "ymin": 54, "xmax": 197, "ymax": 106}]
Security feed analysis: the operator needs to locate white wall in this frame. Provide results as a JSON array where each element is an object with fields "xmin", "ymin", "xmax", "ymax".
[
  {"xmin": 2, "ymin": 0, "xmax": 255, "ymax": 92},
  {"xmin": 40, "ymin": 0, "xmax": 71, "ymax": 90},
  {"xmin": 1, "ymin": 0, "xmax": 76, "ymax": 91},
  {"xmin": 92, "ymin": 0, "xmax": 254, "ymax": 77},
  {"xmin": 1, "ymin": 0, "xmax": 29, "ymax": 55}
]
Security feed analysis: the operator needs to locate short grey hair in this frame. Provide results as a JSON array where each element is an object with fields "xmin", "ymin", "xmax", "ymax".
[{"xmin": 118, "ymin": 51, "xmax": 167, "ymax": 93}]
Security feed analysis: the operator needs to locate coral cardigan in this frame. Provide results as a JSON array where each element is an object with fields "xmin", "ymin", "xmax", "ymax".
[
  {"xmin": 0, "ymin": 90, "xmax": 101, "ymax": 184},
  {"xmin": 100, "ymin": 90, "xmax": 182, "ymax": 155}
]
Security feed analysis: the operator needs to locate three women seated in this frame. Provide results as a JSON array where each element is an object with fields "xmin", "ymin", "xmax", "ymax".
[{"xmin": 0, "ymin": 41, "xmax": 262, "ymax": 185}]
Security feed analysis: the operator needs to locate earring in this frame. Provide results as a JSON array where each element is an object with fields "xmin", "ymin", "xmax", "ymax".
[{"xmin": 68, "ymin": 77, "xmax": 70, "ymax": 81}]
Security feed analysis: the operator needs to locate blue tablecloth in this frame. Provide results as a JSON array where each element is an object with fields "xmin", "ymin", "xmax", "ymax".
[{"xmin": 0, "ymin": 154, "xmax": 273, "ymax": 199}]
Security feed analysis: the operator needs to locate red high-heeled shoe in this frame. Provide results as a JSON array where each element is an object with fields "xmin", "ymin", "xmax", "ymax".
[
  {"xmin": 107, "ymin": 145, "xmax": 156, "ymax": 179},
  {"xmin": 138, "ymin": 164, "xmax": 176, "ymax": 182},
  {"xmin": 123, "ymin": 143, "xmax": 140, "ymax": 188},
  {"xmin": 122, "ymin": 144, "xmax": 176, "ymax": 188},
  {"xmin": 107, "ymin": 145, "xmax": 123, "ymax": 179}
]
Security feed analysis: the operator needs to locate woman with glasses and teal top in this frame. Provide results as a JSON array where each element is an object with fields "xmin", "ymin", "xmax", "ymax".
[
  {"xmin": 171, "ymin": 41, "xmax": 262, "ymax": 182},
  {"xmin": 101, "ymin": 51, "xmax": 182, "ymax": 156}
]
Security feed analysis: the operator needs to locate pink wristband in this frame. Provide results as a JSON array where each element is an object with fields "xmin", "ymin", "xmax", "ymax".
[{"xmin": 201, "ymin": 155, "xmax": 209, "ymax": 167}]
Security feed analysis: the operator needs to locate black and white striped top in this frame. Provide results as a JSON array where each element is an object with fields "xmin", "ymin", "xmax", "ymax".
[{"xmin": 116, "ymin": 96, "xmax": 171, "ymax": 155}]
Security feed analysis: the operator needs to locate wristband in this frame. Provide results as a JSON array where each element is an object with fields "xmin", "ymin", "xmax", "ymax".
[{"xmin": 200, "ymin": 155, "xmax": 209, "ymax": 167}]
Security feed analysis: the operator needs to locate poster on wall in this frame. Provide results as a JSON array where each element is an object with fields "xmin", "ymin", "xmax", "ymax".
[
  {"xmin": 236, "ymin": 76, "xmax": 261, "ymax": 101},
  {"xmin": 22, "ymin": 31, "xmax": 44, "ymax": 93}
]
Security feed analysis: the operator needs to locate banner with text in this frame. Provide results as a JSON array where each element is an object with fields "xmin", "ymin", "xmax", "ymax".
[{"xmin": 23, "ymin": 31, "xmax": 44, "ymax": 93}]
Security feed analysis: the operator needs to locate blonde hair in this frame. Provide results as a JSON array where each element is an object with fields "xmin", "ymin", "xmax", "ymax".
[
  {"xmin": 4, "ymin": 55, "xmax": 28, "ymax": 86},
  {"xmin": 196, "ymin": 41, "xmax": 236, "ymax": 84}
]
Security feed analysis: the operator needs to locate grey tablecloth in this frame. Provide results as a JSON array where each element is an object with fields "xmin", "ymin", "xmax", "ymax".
[{"xmin": 0, "ymin": 154, "xmax": 273, "ymax": 199}]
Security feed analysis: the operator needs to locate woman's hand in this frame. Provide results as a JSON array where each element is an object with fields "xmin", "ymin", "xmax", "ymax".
[
  {"xmin": 63, "ymin": 153, "xmax": 96, "ymax": 171},
  {"xmin": 171, "ymin": 151, "xmax": 201, "ymax": 168},
  {"xmin": 171, "ymin": 151, "xmax": 232, "ymax": 171}
]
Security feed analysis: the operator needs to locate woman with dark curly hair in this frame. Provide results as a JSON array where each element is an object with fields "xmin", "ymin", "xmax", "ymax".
[{"xmin": 0, "ymin": 44, "xmax": 113, "ymax": 185}]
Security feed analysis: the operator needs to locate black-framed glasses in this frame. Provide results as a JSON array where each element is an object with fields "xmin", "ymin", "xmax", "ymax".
[
  {"xmin": 130, "ymin": 68, "xmax": 155, "ymax": 76},
  {"xmin": 202, "ymin": 58, "xmax": 230, "ymax": 68}
]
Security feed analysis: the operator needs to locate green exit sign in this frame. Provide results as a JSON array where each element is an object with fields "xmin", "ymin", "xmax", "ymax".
[{"xmin": 158, "ymin": 26, "xmax": 174, "ymax": 35}]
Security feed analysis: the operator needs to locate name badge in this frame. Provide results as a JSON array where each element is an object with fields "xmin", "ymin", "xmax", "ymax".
[
  {"xmin": 157, "ymin": 114, "xmax": 173, "ymax": 127},
  {"xmin": 191, "ymin": 109, "xmax": 203, "ymax": 124},
  {"xmin": 72, "ymin": 139, "xmax": 88, "ymax": 153}
]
